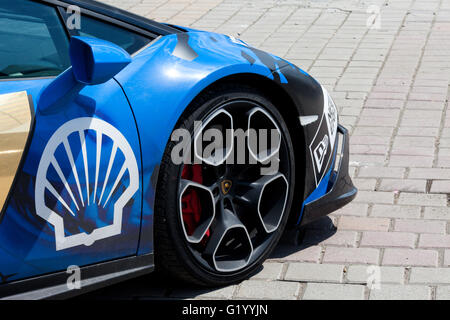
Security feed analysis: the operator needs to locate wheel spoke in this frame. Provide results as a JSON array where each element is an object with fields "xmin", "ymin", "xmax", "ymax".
[
  {"xmin": 194, "ymin": 109, "xmax": 234, "ymax": 166},
  {"xmin": 179, "ymin": 180, "xmax": 216, "ymax": 243},
  {"xmin": 204, "ymin": 206, "xmax": 253, "ymax": 272},
  {"xmin": 247, "ymin": 107, "xmax": 281, "ymax": 163},
  {"xmin": 235, "ymin": 173, "xmax": 289, "ymax": 233}
]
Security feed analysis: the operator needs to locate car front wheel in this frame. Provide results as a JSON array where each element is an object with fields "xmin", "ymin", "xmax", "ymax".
[{"xmin": 154, "ymin": 83, "xmax": 296, "ymax": 286}]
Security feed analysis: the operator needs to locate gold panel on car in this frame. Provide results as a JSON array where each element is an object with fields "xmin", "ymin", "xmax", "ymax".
[{"xmin": 0, "ymin": 91, "xmax": 32, "ymax": 211}]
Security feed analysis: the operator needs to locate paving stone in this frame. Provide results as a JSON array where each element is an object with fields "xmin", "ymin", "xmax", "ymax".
[
  {"xmin": 323, "ymin": 247, "xmax": 379, "ymax": 265},
  {"xmin": 360, "ymin": 232, "xmax": 416, "ymax": 248},
  {"xmin": 436, "ymin": 286, "xmax": 450, "ymax": 300},
  {"xmin": 383, "ymin": 249, "xmax": 438, "ymax": 267},
  {"xmin": 369, "ymin": 284, "xmax": 431, "ymax": 300},
  {"xmin": 285, "ymin": 263, "xmax": 344, "ymax": 283},
  {"xmin": 353, "ymin": 126, "xmax": 394, "ymax": 137},
  {"xmin": 354, "ymin": 191, "xmax": 395, "ymax": 205},
  {"xmin": 394, "ymin": 219, "xmax": 447, "ymax": 234},
  {"xmin": 302, "ymin": 283, "xmax": 365, "ymax": 300},
  {"xmin": 397, "ymin": 193, "xmax": 448, "ymax": 207},
  {"xmin": 358, "ymin": 167, "xmax": 405, "ymax": 178},
  {"xmin": 398, "ymin": 127, "xmax": 439, "ymax": 137},
  {"xmin": 272, "ymin": 245, "xmax": 323, "ymax": 263},
  {"xmin": 423, "ymin": 207, "xmax": 450, "ymax": 220},
  {"xmin": 389, "ymin": 155, "xmax": 434, "ymax": 167},
  {"xmin": 351, "ymin": 136, "xmax": 391, "ymax": 145},
  {"xmin": 338, "ymin": 216, "xmax": 391, "ymax": 232},
  {"xmin": 408, "ymin": 168, "xmax": 450, "ymax": 179},
  {"xmin": 235, "ymin": 280, "xmax": 300, "ymax": 300},
  {"xmin": 409, "ymin": 268, "xmax": 450, "ymax": 284},
  {"xmin": 445, "ymin": 250, "xmax": 450, "ymax": 267},
  {"xmin": 250, "ymin": 263, "xmax": 284, "ymax": 280},
  {"xmin": 352, "ymin": 178, "xmax": 377, "ymax": 191},
  {"xmin": 352, "ymin": 145, "xmax": 390, "ymax": 157},
  {"xmin": 346, "ymin": 265, "xmax": 405, "ymax": 284},
  {"xmin": 393, "ymin": 136, "xmax": 435, "ymax": 148},
  {"xmin": 371, "ymin": 205, "xmax": 421, "ymax": 219},
  {"xmin": 331, "ymin": 203, "xmax": 369, "ymax": 216},
  {"xmin": 379, "ymin": 179, "xmax": 427, "ymax": 193},
  {"xmin": 419, "ymin": 234, "xmax": 450, "ymax": 248},
  {"xmin": 430, "ymin": 180, "xmax": 450, "ymax": 193},
  {"xmin": 321, "ymin": 231, "xmax": 358, "ymax": 247}
]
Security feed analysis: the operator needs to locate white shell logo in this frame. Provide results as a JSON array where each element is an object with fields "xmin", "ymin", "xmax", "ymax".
[{"xmin": 35, "ymin": 117, "xmax": 139, "ymax": 250}]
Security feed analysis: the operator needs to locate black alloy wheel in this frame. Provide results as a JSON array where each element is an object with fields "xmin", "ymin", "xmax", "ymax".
[{"xmin": 155, "ymin": 83, "xmax": 296, "ymax": 286}]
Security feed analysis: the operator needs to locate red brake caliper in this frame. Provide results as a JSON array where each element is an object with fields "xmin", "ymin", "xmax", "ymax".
[{"xmin": 181, "ymin": 165, "xmax": 211, "ymax": 239}]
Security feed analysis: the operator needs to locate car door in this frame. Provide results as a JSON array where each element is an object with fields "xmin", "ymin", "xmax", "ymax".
[{"xmin": 0, "ymin": 0, "xmax": 142, "ymax": 282}]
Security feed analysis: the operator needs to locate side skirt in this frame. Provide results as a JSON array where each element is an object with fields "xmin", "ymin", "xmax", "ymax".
[{"xmin": 0, "ymin": 254, "xmax": 154, "ymax": 300}]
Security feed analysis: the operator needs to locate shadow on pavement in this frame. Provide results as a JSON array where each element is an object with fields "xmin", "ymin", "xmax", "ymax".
[
  {"xmin": 77, "ymin": 216, "xmax": 336, "ymax": 300},
  {"xmin": 270, "ymin": 216, "xmax": 336, "ymax": 259}
]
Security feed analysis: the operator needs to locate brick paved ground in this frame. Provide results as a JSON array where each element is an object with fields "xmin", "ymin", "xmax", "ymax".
[{"xmin": 89, "ymin": 0, "xmax": 450, "ymax": 300}]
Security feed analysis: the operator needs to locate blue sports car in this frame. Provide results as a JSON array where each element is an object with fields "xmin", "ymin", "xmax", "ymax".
[{"xmin": 0, "ymin": 0, "xmax": 356, "ymax": 298}]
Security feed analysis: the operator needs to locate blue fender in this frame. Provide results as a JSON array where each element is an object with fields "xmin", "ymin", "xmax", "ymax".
[{"xmin": 114, "ymin": 31, "xmax": 324, "ymax": 254}]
